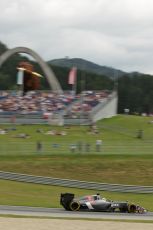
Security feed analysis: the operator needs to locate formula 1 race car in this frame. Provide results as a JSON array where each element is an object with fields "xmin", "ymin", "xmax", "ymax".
[{"xmin": 60, "ymin": 193, "xmax": 146, "ymax": 214}]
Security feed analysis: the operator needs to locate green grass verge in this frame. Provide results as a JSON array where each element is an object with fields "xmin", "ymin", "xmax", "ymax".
[
  {"xmin": 0, "ymin": 154, "xmax": 153, "ymax": 185},
  {"xmin": 0, "ymin": 179, "xmax": 152, "ymax": 212},
  {"xmin": 0, "ymin": 114, "xmax": 153, "ymax": 155}
]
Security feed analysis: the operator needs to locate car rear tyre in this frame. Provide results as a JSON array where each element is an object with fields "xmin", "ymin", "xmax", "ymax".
[{"xmin": 69, "ymin": 201, "xmax": 80, "ymax": 211}]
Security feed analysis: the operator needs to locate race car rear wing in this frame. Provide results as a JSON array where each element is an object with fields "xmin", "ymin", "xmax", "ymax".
[{"xmin": 60, "ymin": 193, "xmax": 74, "ymax": 210}]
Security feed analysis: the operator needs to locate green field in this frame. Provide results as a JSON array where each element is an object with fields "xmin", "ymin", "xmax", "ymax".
[
  {"xmin": 0, "ymin": 115, "xmax": 153, "ymax": 210},
  {"xmin": 0, "ymin": 179, "xmax": 152, "ymax": 211},
  {"xmin": 0, "ymin": 114, "xmax": 153, "ymax": 155}
]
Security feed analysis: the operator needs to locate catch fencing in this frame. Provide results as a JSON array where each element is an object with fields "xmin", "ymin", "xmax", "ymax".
[
  {"xmin": 0, "ymin": 171, "xmax": 153, "ymax": 194},
  {"xmin": 0, "ymin": 141, "xmax": 153, "ymax": 155}
]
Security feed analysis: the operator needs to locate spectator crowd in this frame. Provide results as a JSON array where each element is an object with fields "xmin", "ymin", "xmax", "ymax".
[{"xmin": 0, "ymin": 90, "xmax": 111, "ymax": 118}]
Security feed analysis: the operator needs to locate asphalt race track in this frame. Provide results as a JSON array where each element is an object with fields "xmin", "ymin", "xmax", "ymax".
[{"xmin": 0, "ymin": 205, "xmax": 153, "ymax": 221}]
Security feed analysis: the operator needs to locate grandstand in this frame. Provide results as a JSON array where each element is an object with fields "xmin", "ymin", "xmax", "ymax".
[
  {"xmin": 0, "ymin": 50, "xmax": 118, "ymax": 125},
  {"xmin": 0, "ymin": 89, "xmax": 118, "ymax": 125}
]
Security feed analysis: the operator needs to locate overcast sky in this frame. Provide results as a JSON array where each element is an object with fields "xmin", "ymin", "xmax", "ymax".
[{"xmin": 1, "ymin": 0, "xmax": 153, "ymax": 74}]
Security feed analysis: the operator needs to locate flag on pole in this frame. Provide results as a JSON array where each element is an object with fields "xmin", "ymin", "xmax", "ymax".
[
  {"xmin": 17, "ymin": 67, "xmax": 24, "ymax": 85},
  {"xmin": 68, "ymin": 67, "xmax": 77, "ymax": 85}
]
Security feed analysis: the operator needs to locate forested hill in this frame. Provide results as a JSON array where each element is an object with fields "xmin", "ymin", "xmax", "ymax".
[
  {"xmin": 49, "ymin": 58, "xmax": 126, "ymax": 79},
  {"xmin": 0, "ymin": 41, "xmax": 114, "ymax": 91}
]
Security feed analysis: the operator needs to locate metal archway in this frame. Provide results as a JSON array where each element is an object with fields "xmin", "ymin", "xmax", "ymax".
[{"xmin": 0, "ymin": 47, "xmax": 63, "ymax": 93}]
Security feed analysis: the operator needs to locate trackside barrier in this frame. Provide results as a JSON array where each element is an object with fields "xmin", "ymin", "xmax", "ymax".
[{"xmin": 0, "ymin": 171, "xmax": 153, "ymax": 194}]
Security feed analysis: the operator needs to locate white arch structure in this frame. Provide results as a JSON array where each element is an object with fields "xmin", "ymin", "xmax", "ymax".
[{"xmin": 0, "ymin": 47, "xmax": 63, "ymax": 93}]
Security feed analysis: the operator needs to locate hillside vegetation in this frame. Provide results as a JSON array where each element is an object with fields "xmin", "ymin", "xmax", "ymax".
[
  {"xmin": 0, "ymin": 115, "xmax": 153, "ymax": 186},
  {"xmin": 49, "ymin": 57, "xmax": 125, "ymax": 78},
  {"xmin": 0, "ymin": 114, "xmax": 153, "ymax": 210}
]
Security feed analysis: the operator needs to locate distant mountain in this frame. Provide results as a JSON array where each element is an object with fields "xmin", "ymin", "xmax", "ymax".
[{"xmin": 48, "ymin": 58, "xmax": 127, "ymax": 79}]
